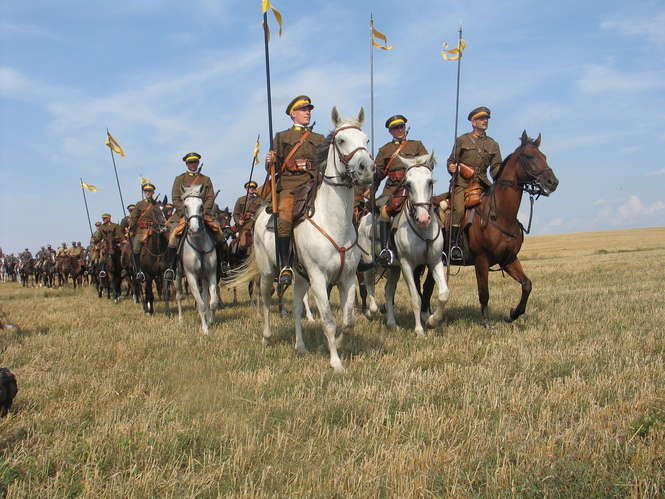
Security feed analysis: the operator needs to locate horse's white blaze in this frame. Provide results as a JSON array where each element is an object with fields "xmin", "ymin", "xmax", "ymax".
[
  {"xmin": 384, "ymin": 153, "xmax": 449, "ymax": 336},
  {"xmin": 251, "ymin": 108, "xmax": 373, "ymax": 371}
]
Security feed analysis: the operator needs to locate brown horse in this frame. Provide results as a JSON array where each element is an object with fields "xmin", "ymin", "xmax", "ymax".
[
  {"xmin": 434, "ymin": 131, "xmax": 559, "ymax": 327},
  {"xmin": 137, "ymin": 201, "xmax": 171, "ymax": 314},
  {"xmin": 98, "ymin": 237, "xmax": 122, "ymax": 301}
]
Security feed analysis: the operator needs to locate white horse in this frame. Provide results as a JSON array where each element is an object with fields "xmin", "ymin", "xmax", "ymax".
[
  {"xmin": 176, "ymin": 184, "xmax": 219, "ymax": 334},
  {"xmin": 230, "ymin": 107, "xmax": 374, "ymax": 372},
  {"xmin": 384, "ymin": 153, "xmax": 450, "ymax": 336}
]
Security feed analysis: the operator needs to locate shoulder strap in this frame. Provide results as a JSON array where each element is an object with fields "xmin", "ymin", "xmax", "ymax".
[
  {"xmin": 282, "ymin": 130, "xmax": 311, "ymax": 170},
  {"xmin": 385, "ymin": 140, "xmax": 410, "ymax": 172}
]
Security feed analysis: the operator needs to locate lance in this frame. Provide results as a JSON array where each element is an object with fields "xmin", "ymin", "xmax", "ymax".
[
  {"xmin": 262, "ymin": 10, "xmax": 281, "ymax": 276},
  {"xmin": 446, "ymin": 25, "xmax": 463, "ymax": 280},
  {"xmin": 369, "ymin": 13, "xmax": 377, "ymax": 267},
  {"xmin": 80, "ymin": 178, "xmax": 94, "ymax": 236},
  {"xmin": 107, "ymin": 128, "xmax": 126, "ymax": 218},
  {"xmin": 241, "ymin": 134, "xmax": 260, "ymax": 219}
]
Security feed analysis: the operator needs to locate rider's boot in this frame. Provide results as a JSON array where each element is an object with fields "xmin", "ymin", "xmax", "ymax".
[
  {"xmin": 164, "ymin": 247, "xmax": 177, "ymax": 281},
  {"xmin": 99, "ymin": 261, "xmax": 107, "ymax": 278},
  {"xmin": 277, "ymin": 235, "xmax": 293, "ymax": 288},
  {"xmin": 377, "ymin": 220, "xmax": 394, "ymax": 266},
  {"xmin": 449, "ymin": 225, "xmax": 464, "ymax": 264},
  {"xmin": 133, "ymin": 253, "xmax": 145, "ymax": 282}
]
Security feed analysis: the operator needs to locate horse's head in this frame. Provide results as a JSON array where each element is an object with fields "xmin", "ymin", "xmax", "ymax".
[
  {"xmin": 182, "ymin": 184, "xmax": 204, "ymax": 233},
  {"xmin": 399, "ymin": 152, "xmax": 436, "ymax": 227},
  {"xmin": 327, "ymin": 107, "xmax": 374, "ymax": 186},
  {"xmin": 509, "ymin": 131, "xmax": 559, "ymax": 196}
]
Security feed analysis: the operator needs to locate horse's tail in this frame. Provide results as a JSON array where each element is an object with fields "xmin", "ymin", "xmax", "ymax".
[{"xmin": 222, "ymin": 249, "xmax": 259, "ymax": 289}]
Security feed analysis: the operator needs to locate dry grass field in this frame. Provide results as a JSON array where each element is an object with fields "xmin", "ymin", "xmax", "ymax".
[{"xmin": 1, "ymin": 227, "xmax": 664, "ymax": 497}]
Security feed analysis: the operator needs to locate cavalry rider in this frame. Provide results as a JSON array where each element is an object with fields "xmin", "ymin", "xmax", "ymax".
[
  {"xmin": 120, "ymin": 204, "xmax": 136, "ymax": 235},
  {"xmin": 19, "ymin": 248, "xmax": 32, "ymax": 262},
  {"xmin": 90, "ymin": 222, "xmax": 102, "ymax": 263},
  {"xmin": 264, "ymin": 95, "xmax": 325, "ymax": 286},
  {"xmin": 128, "ymin": 182, "xmax": 159, "ymax": 281},
  {"xmin": 92, "ymin": 213, "xmax": 124, "ymax": 253},
  {"xmin": 163, "ymin": 202, "xmax": 174, "ymax": 220},
  {"xmin": 56, "ymin": 243, "xmax": 68, "ymax": 259},
  {"xmin": 67, "ymin": 240, "xmax": 83, "ymax": 262},
  {"xmin": 373, "ymin": 114, "xmax": 428, "ymax": 266},
  {"xmin": 46, "ymin": 244, "xmax": 55, "ymax": 257},
  {"xmin": 165, "ymin": 152, "xmax": 224, "ymax": 280},
  {"xmin": 232, "ymin": 180, "xmax": 262, "ymax": 249},
  {"xmin": 36, "ymin": 246, "xmax": 46, "ymax": 260},
  {"xmin": 446, "ymin": 106, "xmax": 502, "ymax": 254}
]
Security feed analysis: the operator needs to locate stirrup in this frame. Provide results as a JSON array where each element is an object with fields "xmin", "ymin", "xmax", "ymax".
[
  {"xmin": 377, "ymin": 248, "xmax": 394, "ymax": 266},
  {"xmin": 164, "ymin": 268, "xmax": 175, "ymax": 281},
  {"xmin": 450, "ymin": 244, "xmax": 464, "ymax": 262},
  {"xmin": 136, "ymin": 271, "xmax": 145, "ymax": 282},
  {"xmin": 99, "ymin": 270, "xmax": 107, "ymax": 278}
]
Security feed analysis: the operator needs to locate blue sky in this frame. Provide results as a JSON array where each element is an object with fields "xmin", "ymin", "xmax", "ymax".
[{"xmin": 1, "ymin": 0, "xmax": 663, "ymax": 253}]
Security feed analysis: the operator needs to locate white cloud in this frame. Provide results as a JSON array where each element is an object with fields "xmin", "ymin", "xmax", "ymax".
[
  {"xmin": 601, "ymin": 11, "xmax": 665, "ymax": 45},
  {"xmin": 594, "ymin": 195, "xmax": 665, "ymax": 227},
  {"xmin": 647, "ymin": 168, "xmax": 665, "ymax": 176},
  {"xmin": 578, "ymin": 64, "xmax": 665, "ymax": 94}
]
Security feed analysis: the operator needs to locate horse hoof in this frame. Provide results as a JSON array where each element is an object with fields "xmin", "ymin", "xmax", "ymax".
[
  {"xmin": 386, "ymin": 322, "xmax": 397, "ymax": 330},
  {"xmin": 504, "ymin": 313, "xmax": 514, "ymax": 323},
  {"xmin": 331, "ymin": 364, "xmax": 346, "ymax": 374},
  {"xmin": 415, "ymin": 328, "xmax": 426, "ymax": 337},
  {"xmin": 295, "ymin": 345, "xmax": 308, "ymax": 355}
]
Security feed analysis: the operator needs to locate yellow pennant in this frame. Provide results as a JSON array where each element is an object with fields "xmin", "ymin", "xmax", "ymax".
[
  {"xmin": 372, "ymin": 26, "xmax": 393, "ymax": 50},
  {"xmin": 441, "ymin": 39, "xmax": 466, "ymax": 61},
  {"xmin": 105, "ymin": 131, "xmax": 125, "ymax": 157},
  {"xmin": 252, "ymin": 137, "xmax": 260, "ymax": 163},
  {"xmin": 261, "ymin": 0, "xmax": 283, "ymax": 40},
  {"xmin": 139, "ymin": 175, "xmax": 151, "ymax": 186},
  {"xmin": 81, "ymin": 180, "xmax": 98, "ymax": 192}
]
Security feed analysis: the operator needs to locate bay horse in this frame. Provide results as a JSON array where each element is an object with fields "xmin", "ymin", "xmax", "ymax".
[
  {"xmin": 97, "ymin": 237, "xmax": 122, "ymax": 301},
  {"xmin": 435, "ymin": 131, "xmax": 559, "ymax": 326},
  {"xmin": 137, "ymin": 201, "xmax": 170, "ymax": 314},
  {"xmin": 227, "ymin": 107, "xmax": 374, "ymax": 372}
]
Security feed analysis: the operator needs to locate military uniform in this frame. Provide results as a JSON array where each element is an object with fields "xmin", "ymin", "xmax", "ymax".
[
  {"xmin": 94, "ymin": 218, "xmax": 124, "ymax": 246},
  {"xmin": 233, "ymin": 182, "xmax": 263, "ymax": 248},
  {"xmin": 67, "ymin": 243, "xmax": 83, "ymax": 260},
  {"xmin": 56, "ymin": 245, "xmax": 68, "ymax": 258},
  {"xmin": 129, "ymin": 196, "xmax": 159, "ymax": 254},
  {"xmin": 447, "ymin": 107, "xmax": 502, "ymax": 226},
  {"xmin": 120, "ymin": 204, "xmax": 135, "ymax": 234}
]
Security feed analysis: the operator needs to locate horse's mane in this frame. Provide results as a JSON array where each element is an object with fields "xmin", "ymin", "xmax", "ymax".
[
  {"xmin": 494, "ymin": 135, "xmax": 539, "ymax": 180},
  {"xmin": 315, "ymin": 119, "xmax": 363, "ymax": 172}
]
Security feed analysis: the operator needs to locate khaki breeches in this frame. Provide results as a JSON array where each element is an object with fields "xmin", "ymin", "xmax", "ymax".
[{"xmin": 277, "ymin": 192, "xmax": 295, "ymax": 237}]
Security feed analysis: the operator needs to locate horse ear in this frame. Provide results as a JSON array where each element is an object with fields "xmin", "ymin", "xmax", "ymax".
[
  {"xmin": 427, "ymin": 151, "xmax": 435, "ymax": 169},
  {"xmin": 331, "ymin": 106, "xmax": 340, "ymax": 126},
  {"xmin": 521, "ymin": 130, "xmax": 528, "ymax": 145},
  {"xmin": 534, "ymin": 133, "xmax": 541, "ymax": 147},
  {"xmin": 162, "ymin": 195, "xmax": 168, "ymax": 204},
  {"xmin": 357, "ymin": 107, "xmax": 365, "ymax": 125}
]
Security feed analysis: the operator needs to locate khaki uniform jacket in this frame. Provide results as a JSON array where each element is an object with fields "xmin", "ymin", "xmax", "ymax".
[
  {"xmin": 171, "ymin": 172, "xmax": 215, "ymax": 217},
  {"xmin": 233, "ymin": 194, "xmax": 262, "ymax": 226},
  {"xmin": 272, "ymin": 127, "xmax": 325, "ymax": 193},
  {"xmin": 447, "ymin": 132, "xmax": 502, "ymax": 188},
  {"xmin": 93, "ymin": 222, "xmax": 124, "ymax": 245},
  {"xmin": 67, "ymin": 246, "xmax": 83, "ymax": 258},
  {"xmin": 120, "ymin": 215, "xmax": 131, "ymax": 232},
  {"xmin": 128, "ymin": 199, "xmax": 159, "ymax": 233},
  {"xmin": 374, "ymin": 139, "xmax": 428, "ymax": 197},
  {"xmin": 56, "ymin": 248, "xmax": 68, "ymax": 257}
]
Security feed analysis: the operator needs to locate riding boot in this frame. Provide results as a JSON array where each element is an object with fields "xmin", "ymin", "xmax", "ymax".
[
  {"xmin": 99, "ymin": 261, "xmax": 107, "ymax": 278},
  {"xmin": 277, "ymin": 235, "xmax": 293, "ymax": 287},
  {"xmin": 164, "ymin": 247, "xmax": 178, "ymax": 281},
  {"xmin": 377, "ymin": 220, "xmax": 394, "ymax": 266},
  {"xmin": 133, "ymin": 253, "xmax": 145, "ymax": 282},
  {"xmin": 449, "ymin": 225, "xmax": 464, "ymax": 264}
]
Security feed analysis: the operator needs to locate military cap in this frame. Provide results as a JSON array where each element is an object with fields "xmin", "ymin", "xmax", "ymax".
[
  {"xmin": 468, "ymin": 106, "xmax": 491, "ymax": 121},
  {"xmin": 102, "ymin": 213, "xmax": 111, "ymax": 218},
  {"xmin": 385, "ymin": 114, "xmax": 407, "ymax": 129},
  {"xmin": 182, "ymin": 152, "xmax": 201, "ymax": 162},
  {"xmin": 127, "ymin": 203, "xmax": 136, "ymax": 210},
  {"xmin": 164, "ymin": 203, "xmax": 174, "ymax": 209},
  {"xmin": 142, "ymin": 183, "xmax": 156, "ymax": 191},
  {"xmin": 244, "ymin": 180, "xmax": 258, "ymax": 189},
  {"xmin": 286, "ymin": 95, "xmax": 314, "ymax": 115},
  {"xmin": 95, "ymin": 222, "xmax": 102, "ymax": 226}
]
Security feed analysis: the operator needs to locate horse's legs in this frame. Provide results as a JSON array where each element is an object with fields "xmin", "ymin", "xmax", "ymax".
[
  {"xmin": 207, "ymin": 274, "xmax": 218, "ymax": 325},
  {"xmin": 357, "ymin": 272, "xmax": 367, "ymax": 311},
  {"xmin": 303, "ymin": 290, "xmax": 314, "ymax": 322},
  {"xmin": 474, "ymin": 254, "xmax": 492, "ymax": 328},
  {"xmin": 293, "ymin": 276, "xmax": 308, "ymax": 353},
  {"xmin": 185, "ymin": 271, "xmax": 209, "ymax": 334},
  {"xmin": 384, "ymin": 267, "xmax": 401, "ymax": 329},
  {"xmin": 337, "ymin": 275, "xmax": 357, "ymax": 349},
  {"xmin": 502, "ymin": 258, "xmax": 532, "ymax": 322},
  {"xmin": 365, "ymin": 268, "xmax": 379, "ymax": 316},
  {"xmin": 176, "ymin": 275, "xmax": 184, "ymax": 322},
  {"xmin": 309, "ymin": 271, "xmax": 344, "ymax": 373},
  {"xmin": 426, "ymin": 261, "xmax": 450, "ymax": 329},
  {"xmin": 420, "ymin": 268, "xmax": 435, "ymax": 323},
  {"xmin": 400, "ymin": 260, "xmax": 426, "ymax": 336},
  {"xmin": 260, "ymin": 274, "xmax": 273, "ymax": 345}
]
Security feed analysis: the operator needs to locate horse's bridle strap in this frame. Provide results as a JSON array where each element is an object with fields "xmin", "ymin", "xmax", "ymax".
[{"xmin": 305, "ymin": 215, "xmax": 358, "ymax": 285}]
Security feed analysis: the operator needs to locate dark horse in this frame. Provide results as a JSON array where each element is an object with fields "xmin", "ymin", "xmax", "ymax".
[
  {"xmin": 426, "ymin": 131, "xmax": 559, "ymax": 326},
  {"xmin": 137, "ymin": 202, "xmax": 171, "ymax": 314},
  {"xmin": 97, "ymin": 237, "xmax": 122, "ymax": 301}
]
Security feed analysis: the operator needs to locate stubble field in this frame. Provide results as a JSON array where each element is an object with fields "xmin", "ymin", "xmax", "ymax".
[{"xmin": 1, "ymin": 227, "xmax": 664, "ymax": 497}]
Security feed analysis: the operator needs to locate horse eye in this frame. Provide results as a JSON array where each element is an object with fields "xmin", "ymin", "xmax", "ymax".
[{"xmin": 338, "ymin": 138, "xmax": 344, "ymax": 144}]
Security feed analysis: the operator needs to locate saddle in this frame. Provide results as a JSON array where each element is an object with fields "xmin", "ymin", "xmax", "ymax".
[{"xmin": 292, "ymin": 175, "xmax": 321, "ymax": 227}]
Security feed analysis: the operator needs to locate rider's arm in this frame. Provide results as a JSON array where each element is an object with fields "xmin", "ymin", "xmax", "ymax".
[{"xmin": 489, "ymin": 141, "xmax": 503, "ymax": 180}]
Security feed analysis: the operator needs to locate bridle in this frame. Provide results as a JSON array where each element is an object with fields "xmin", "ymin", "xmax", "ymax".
[
  {"xmin": 401, "ymin": 163, "xmax": 441, "ymax": 243},
  {"xmin": 323, "ymin": 125, "xmax": 368, "ymax": 188},
  {"xmin": 183, "ymin": 193, "xmax": 215, "ymax": 255}
]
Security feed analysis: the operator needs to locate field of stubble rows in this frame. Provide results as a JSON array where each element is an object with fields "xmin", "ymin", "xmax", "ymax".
[{"xmin": 0, "ymin": 227, "xmax": 663, "ymax": 497}]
